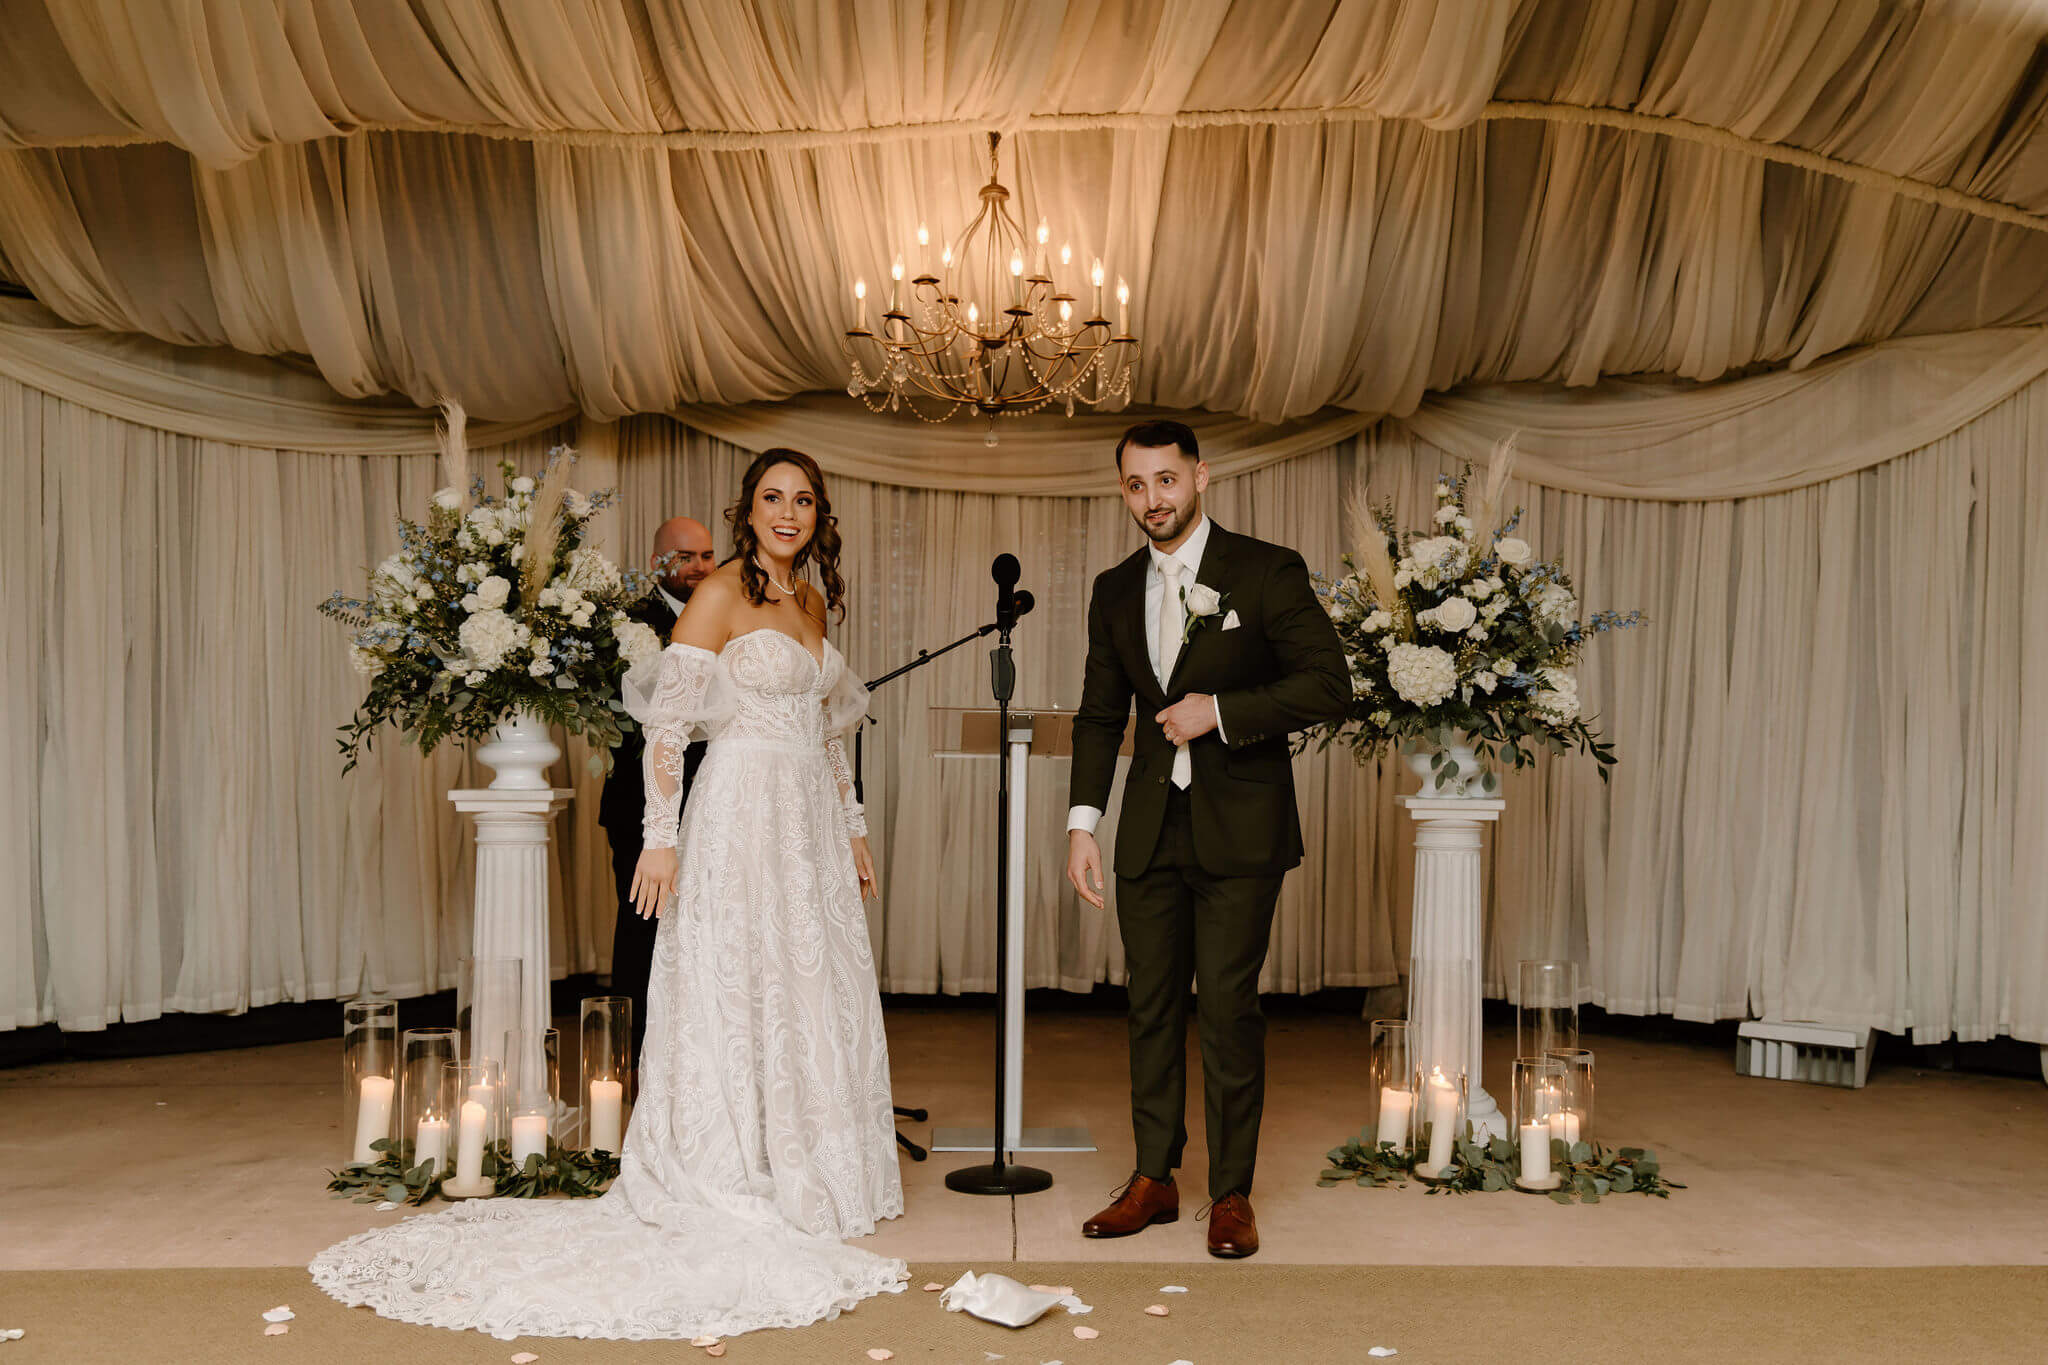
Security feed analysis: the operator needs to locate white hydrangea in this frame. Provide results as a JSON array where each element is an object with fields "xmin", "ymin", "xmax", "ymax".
[
  {"xmin": 510, "ymin": 476, "xmax": 536, "ymax": 495},
  {"xmin": 1531, "ymin": 667, "xmax": 1580, "ymax": 722},
  {"xmin": 458, "ymin": 609, "xmax": 520, "ymax": 671},
  {"xmin": 1403, "ymin": 536, "xmax": 1469, "ymax": 588},
  {"xmin": 528, "ymin": 656, "xmax": 555, "ymax": 677},
  {"xmin": 1434, "ymin": 504, "xmax": 1462, "ymax": 525},
  {"xmin": 1469, "ymin": 669, "xmax": 1498, "ymax": 694},
  {"xmin": 464, "ymin": 670, "xmax": 487, "ymax": 687},
  {"xmin": 1360, "ymin": 609, "xmax": 1392, "ymax": 633},
  {"xmin": 432, "ymin": 487, "xmax": 461, "ymax": 510},
  {"xmin": 348, "ymin": 645, "xmax": 385, "ymax": 677},
  {"xmin": 373, "ymin": 553, "xmax": 418, "ymax": 597},
  {"xmin": 1369, "ymin": 708, "xmax": 1393, "ymax": 727},
  {"xmin": 1386, "ymin": 643, "xmax": 1458, "ymax": 707},
  {"xmin": 564, "ymin": 547, "xmax": 621, "ymax": 596},
  {"xmin": 1493, "ymin": 658, "xmax": 1518, "ymax": 675},
  {"xmin": 1533, "ymin": 582, "xmax": 1577, "ymax": 625},
  {"xmin": 563, "ymin": 488, "xmax": 590, "ymax": 518},
  {"xmin": 614, "ymin": 619, "xmax": 662, "ymax": 666},
  {"xmin": 1420, "ymin": 596, "xmax": 1478, "ymax": 632}
]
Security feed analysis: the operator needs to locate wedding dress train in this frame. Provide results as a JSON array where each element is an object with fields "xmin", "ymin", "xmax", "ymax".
[{"xmin": 310, "ymin": 629, "xmax": 905, "ymax": 1340}]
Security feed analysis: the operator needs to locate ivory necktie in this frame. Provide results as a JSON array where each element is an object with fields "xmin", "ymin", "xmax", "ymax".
[{"xmin": 1155, "ymin": 557, "xmax": 1193, "ymax": 789}]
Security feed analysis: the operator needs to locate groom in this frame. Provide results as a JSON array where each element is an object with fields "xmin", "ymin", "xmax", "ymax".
[{"xmin": 1066, "ymin": 420, "xmax": 1348, "ymax": 1258}]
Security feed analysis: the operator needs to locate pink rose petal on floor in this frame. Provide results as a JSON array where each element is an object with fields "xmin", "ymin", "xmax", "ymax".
[
  {"xmin": 510, "ymin": 1354, "xmax": 539, "ymax": 1363},
  {"xmin": 1029, "ymin": 1284, "xmax": 1073, "ymax": 1297},
  {"xmin": 923, "ymin": 1282, "xmax": 944, "ymax": 1292},
  {"xmin": 261, "ymin": 1307, "xmax": 295, "ymax": 1323},
  {"xmin": 691, "ymin": 1339, "xmax": 719, "ymax": 1348},
  {"xmin": 704, "ymin": 1345, "xmax": 726, "ymax": 1359},
  {"xmin": 867, "ymin": 1351, "xmax": 895, "ymax": 1361},
  {"xmin": 1160, "ymin": 1285, "xmax": 1188, "ymax": 1293},
  {"xmin": 263, "ymin": 1324, "xmax": 289, "ymax": 1337},
  {"xmin": 1072, "ymin": 1326, "xmax": 1099, "ymax": 1341},
  {"xmin": 1144, "ymin": 1304, "xmax": 1169, "ymax": 1316}
]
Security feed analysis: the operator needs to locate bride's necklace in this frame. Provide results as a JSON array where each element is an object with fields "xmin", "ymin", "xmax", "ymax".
[{"xmin": 756, "ymin": 556, "xmax": 798, "ymax": 597}]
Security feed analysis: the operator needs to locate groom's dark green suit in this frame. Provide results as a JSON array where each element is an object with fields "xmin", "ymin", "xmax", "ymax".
[{"xmin": 1070, "ymin": 521, "xmax": 1348, "ymax": 1199}]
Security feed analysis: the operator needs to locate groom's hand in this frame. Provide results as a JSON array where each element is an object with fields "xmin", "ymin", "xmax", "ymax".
[
  {"xmin": 1067, "ymin": 830, "xmax": 1106, "ymax": 909},
  {"xmin": 1156, "ymin": 693, "xmax": 1220, "ymax": 746}
]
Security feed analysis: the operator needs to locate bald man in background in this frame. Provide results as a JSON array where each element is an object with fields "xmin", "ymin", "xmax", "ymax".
[{"xmin": 599, "ymin": 516, "xmax": 715, "ymax": 1063}]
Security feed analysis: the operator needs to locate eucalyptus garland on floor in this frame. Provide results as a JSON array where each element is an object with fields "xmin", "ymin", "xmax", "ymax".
[
  {"xmin": 327, "ymin": 1137, "xmax": 620, "ymax": 1207},
  {"xmin": 1319, "ymin": 1130, "xmax": 1682, "ymax": 1205}
]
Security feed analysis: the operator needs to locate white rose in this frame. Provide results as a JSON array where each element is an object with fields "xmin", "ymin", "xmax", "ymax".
[
  {"xmin": 572, "ymin": 605, "xmax": 596, "ymax": 628},
  {"xmin": 1386, "ymin": 643, "xmax": 1458, "ymax": 707},
  {"xmin": 1495, "ymin": 538, "xmax": 1534, "ymax": 566},
  {"xmin": 614, "ymin": 620, "xmax": 662, "ymax": 666},
  {"xmin": 1393, "ymin": 568, "xmax": 1414, "ymax": 589},
  {"xmin": 510, "ymin": 476, "xmax": 536, "ymax": 494},
  {"xmin": 509, "ymin": 543, "xmax": 526, "ymax": 564},
  {"xmin": 1467, "ymin": 624, "xmax": 1489, "ymax": 640},
  {"xmin": 432, "ymin": 487, "xmax": 461, "ymax": 510},
  {"xmin": 1464, "ymin": 578, "xmax": 1494, "ymax": 600},
  {"xmin": 484, "ymin": 527, "xmax": 506, "ymax": 546},
  {"xmin": 457, "ymin": 609, "xmax": 519, "ymax": 671},
  {"xmin": 1454, "ymin": 516, "xmax": 1472, "ymax": 533},
  {"xmin": 1184, "ymin": 583, "xmax": 1223, "ymax": 618},
  {"xmin": 1434, "ymin": 505, "xmax": 1461, "ymax": 525},
  {"xmin": 1423, "ymin": 596, "xmax": 1478, "ymax": 632},
  {"xmin": 1361, "ymin": 610, "xmax": 1391, "ymax": 633},
  {"xmin": 529, "ymin": 635, "xmax": 552, "ymax": 659},
  {"xmin": 473, "ymin": 576, "xmax": 511, "ymax": 611}
]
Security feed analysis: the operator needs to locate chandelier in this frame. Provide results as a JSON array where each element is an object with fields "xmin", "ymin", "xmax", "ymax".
[{"xmin": 841, "ymin": 132, "xmax": 1139, "ymax": 443}]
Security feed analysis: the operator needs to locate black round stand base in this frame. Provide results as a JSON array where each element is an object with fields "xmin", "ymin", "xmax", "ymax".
[{"xmin": 945, "ymin": 1161, "xmax": 1053, "ymax": 1196}]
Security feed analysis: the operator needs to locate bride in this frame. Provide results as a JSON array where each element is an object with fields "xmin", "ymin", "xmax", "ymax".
[{"xmin": 310, "ymin": 449, "xmax": 906, "ymax": 1340}]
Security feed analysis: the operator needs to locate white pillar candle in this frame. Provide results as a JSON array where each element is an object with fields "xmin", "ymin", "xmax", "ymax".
[
  {"xmin": 1422, "ymin": 1070, "xmax": 1459, "ymax": 1174},
  {"xmin": 454, "ymin": 1098, "xmax": 488, "ymax": 1185},
  {"xmin": 510, "ymin": 1113, "xmax": 548, "ymax": 1167},
  {"xmin": 1547, "ymin": 1109, "xmax": 1581, "ymax": 1146},
  {"xmin": 589, "ymin": 1079, "xmax": 624, "ymax": 1154},
  {"xmin": 1374, "ymin": 1086, "xmax": 1414, "ymax": 1151},
  {"xmin": 351, "ymin": 1074, "xmax": 394, "ymax": 1164},
  {"xmin": 1519, "ymin": 1120, "xmax": 1552, "ymax": 1183},
  {"xmin": 414, "ymin": 1116, "xmax": 450, "ymax": 1175}
]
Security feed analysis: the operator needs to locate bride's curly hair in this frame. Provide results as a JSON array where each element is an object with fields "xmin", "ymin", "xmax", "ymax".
[{"xmin": 727, "ymin": 448, "xmax": 846, "ymax": 621}]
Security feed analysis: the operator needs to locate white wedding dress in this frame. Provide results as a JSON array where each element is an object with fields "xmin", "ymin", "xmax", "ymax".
[{"xmin": 310, "ymin": 629, "xmax": 906, "ymax": 1340}]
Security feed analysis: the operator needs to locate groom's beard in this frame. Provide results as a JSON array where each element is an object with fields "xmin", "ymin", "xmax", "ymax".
[{"xmin": 1136, "ymin": 499, "xmax": 1199, "ymax": 544}]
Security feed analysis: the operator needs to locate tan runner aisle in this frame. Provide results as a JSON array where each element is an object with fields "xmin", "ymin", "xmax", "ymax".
[{"xmin": 2, "ymin": 1263, "xmax": 2042, "ymax": 1365}]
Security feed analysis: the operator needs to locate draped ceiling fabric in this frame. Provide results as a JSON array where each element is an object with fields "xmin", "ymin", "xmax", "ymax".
[
  {"xmin": 5, "ymin": 1, "xmax": 2048, "ymax": 425},
  {"xmin": 5, "ymin": 1, "xmax": 2048, "ymax": 1050}
]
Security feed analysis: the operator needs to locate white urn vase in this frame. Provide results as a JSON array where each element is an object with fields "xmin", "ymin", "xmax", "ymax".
[
  {"xmin": 1403, "ymin": 736, "xmax": 1498, "ymax": 800},
  {"xmin": 474, "ymin": 710, "xmax": 560, "ymax": 790}
]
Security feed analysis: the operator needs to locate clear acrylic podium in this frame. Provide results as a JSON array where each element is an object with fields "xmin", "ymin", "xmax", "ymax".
[{"xmin": 927, "ymin": 706, "xmax": 1097, "ymax": 1155}]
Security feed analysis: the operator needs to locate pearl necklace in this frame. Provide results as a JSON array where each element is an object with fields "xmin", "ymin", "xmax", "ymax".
[{"xmin": 757, "ymin": 557, "xmax": 798, "ymax": 597}]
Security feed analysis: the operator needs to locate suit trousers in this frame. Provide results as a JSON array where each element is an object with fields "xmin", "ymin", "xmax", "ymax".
[
  {"xmin": 1115, "ymin": 785, "xmax": 1284, "ymax": 1200},
  {"xmin": 608, "ymin": 841, "xmax": 659, "ymax": 1066}
]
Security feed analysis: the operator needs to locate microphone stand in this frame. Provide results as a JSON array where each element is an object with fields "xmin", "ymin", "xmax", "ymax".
[{"xmin": 853, "ymin": 620, "xmax": 1003, "ymax": 1165}]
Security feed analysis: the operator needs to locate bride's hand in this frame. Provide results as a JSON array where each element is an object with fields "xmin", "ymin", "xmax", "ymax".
[
  {"xmin": 851, "ymin": 836, "xmax": 879, "ymax": 901},
  {"xmin": 630, "ymin": 846, "xmax": 680, "ymax": 919}
]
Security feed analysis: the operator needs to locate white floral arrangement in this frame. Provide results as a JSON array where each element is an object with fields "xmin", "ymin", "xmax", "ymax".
[
  {"xmin": 319, "ymin": 405, "xmax": 660, "ymax": 775},
  {"xmin": 1304, "ymin": 443, "xmax": 1644, "ymax": 781}
]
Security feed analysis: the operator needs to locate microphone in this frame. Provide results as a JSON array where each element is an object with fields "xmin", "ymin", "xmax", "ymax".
[
  {"xmin": 1008, "ymin": 589, "xmax": 1035, "ymax": 621},
  {"xmin": 992, "ymin": 554, "xmax": 1021, "ymax": 631}
]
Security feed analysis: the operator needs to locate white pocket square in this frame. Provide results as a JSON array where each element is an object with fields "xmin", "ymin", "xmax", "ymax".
[{"xmin": 1221, "ymin": 610, "xmax": 1241, "ymax": 630}]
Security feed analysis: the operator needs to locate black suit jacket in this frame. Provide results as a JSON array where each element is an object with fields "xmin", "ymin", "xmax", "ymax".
[
  {"xmin": 1070, "ymin": 524, "xmax": 1350, "ymax": 880},
  {"xmin": 598, "ymin": 594, "xmax": 703, "ymax": 843}
]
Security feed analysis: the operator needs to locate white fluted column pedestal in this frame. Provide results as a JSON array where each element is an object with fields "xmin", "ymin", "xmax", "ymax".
[
  {"xmin": 1400, "ymin": 794, "xmax": 1507, "ymax": 1142},
  {"xmin": 448, "ymin": 786, "xmax": 572, "ymax": 1088}
]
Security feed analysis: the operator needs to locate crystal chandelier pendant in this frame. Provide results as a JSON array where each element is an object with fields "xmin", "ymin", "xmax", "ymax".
[{"xmin": 839, "ymin": 131, "xmax": 1140, "ymax": 443}]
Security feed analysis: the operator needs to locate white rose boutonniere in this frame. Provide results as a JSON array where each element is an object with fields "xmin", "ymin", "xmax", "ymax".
[{"xmin": 1180, "ymin": 582, "xmax": 1228, "ymax": 644}]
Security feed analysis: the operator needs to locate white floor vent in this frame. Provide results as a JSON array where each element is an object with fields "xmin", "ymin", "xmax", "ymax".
[{"xmin": 1735, "ymin": 1020, "xmax": 1872, "ymax": 1088}]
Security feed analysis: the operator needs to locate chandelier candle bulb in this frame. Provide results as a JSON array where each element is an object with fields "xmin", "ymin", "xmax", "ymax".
[
  {"xmin": 853, "ymin": 278, "xmax": 867, "ymax": 331},
  {"xmin": 1092, "ymin": 258, "xmax": 1104, "ymax": 317},
  {"xmin": 890, "ymin": 257, "xmax": 903, "ymax": 311},
  {"xmin": 351, "ymin": 1075, "xmax": 394, "ymax": 1164},
  {"xmin": 917, "ymin": 222, "xmax": 929, "ymax": 272},
  {"xmin": 1117, "ymin": 277, "xmax": 1130, "ymax": 334}
]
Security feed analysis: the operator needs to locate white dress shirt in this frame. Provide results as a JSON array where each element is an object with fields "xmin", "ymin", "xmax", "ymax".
[
  {"xmin": 658, "ymin": 583, "xmax": 687, "ymax": 617},
  {"xmin": 1068, "ymin": 515, "xmax": 1227, "ymax": 836}
]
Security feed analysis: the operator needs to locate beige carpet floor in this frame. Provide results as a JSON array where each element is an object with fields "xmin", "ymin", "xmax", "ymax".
[{"xmin": 2, "ymin": 1263, "xmax": 2044, "ymax": 1365}]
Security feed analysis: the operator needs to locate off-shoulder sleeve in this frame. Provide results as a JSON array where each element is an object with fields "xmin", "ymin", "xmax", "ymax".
[
  {"xmin": 621, "ymin": 643, "xmax": 727, "ymax": 849},
  {"xmin": 820, "ymin": 659, "xmax": 870, "ymax": 840}
]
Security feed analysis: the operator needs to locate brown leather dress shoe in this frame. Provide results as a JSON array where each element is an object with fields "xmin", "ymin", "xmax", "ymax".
[
  {"xmin": 1081, "ymin": 1173, "xmax": 1179, "ymax": 1238},
  {"xmin": 1203, "ymin": 1192, "xmax": 1259, "ymax": 1258}
]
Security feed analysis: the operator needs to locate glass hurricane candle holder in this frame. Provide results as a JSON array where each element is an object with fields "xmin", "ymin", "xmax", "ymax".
[
  {"xmin": 1546, "ymin": 1046, "xmax": 1595, "ymax": 1148},
  {"xmin": 457, "ymin": 955, "xmax": 524, "ymax": 1074},
  {"xmin": 1516, "ymin": 959, "xmax": 1579, "ymax": 1061},
  {"xmin": 1412, "ymin": 1063, "xmax": 1468, "ymax": 1180},
  {"xmin": 579, "ymin": 996, "xmax": 634, "ymax": 1155},
  {"xmin": 504, "ymin": 1027, "xmax": 560, "ymax": 1171},
  {"xmin": 1367, "ymin": 1019, "xmax": 1413, "ymax": 1154},
  {"xmin": 341, "ymin": 998, "xmax": 399, "ymax": 1166},
  {"xmin": 442, "ymin": 1059, "xmax": 503, "ymax": 1198},
  {"xmin": 399, "ymin": 1027, "xmax": 461, "ymax": 1177},
  {"xmin": 1512, "ymin": 1055, "xmax": 1568, "ymax": 1190}
]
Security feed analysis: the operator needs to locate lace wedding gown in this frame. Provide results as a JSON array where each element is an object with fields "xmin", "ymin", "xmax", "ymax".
[{"xmin": 310, "ymin": 629, "xmax": 906, "ymax": 1340}]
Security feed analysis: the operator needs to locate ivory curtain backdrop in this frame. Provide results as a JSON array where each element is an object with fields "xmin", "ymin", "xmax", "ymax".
[{"xmin": 4, "ymin": 307, "xmax": 2046, "ymax": 1049}]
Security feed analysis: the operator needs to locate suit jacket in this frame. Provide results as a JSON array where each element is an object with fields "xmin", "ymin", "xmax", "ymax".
[
  {"xmin": 598, "ymin": 594, "xmax": 704, "ymax": 842},
  {"xmin": 1070, "ymin": 523, "xmax": 1349, "ymax": 880}
]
